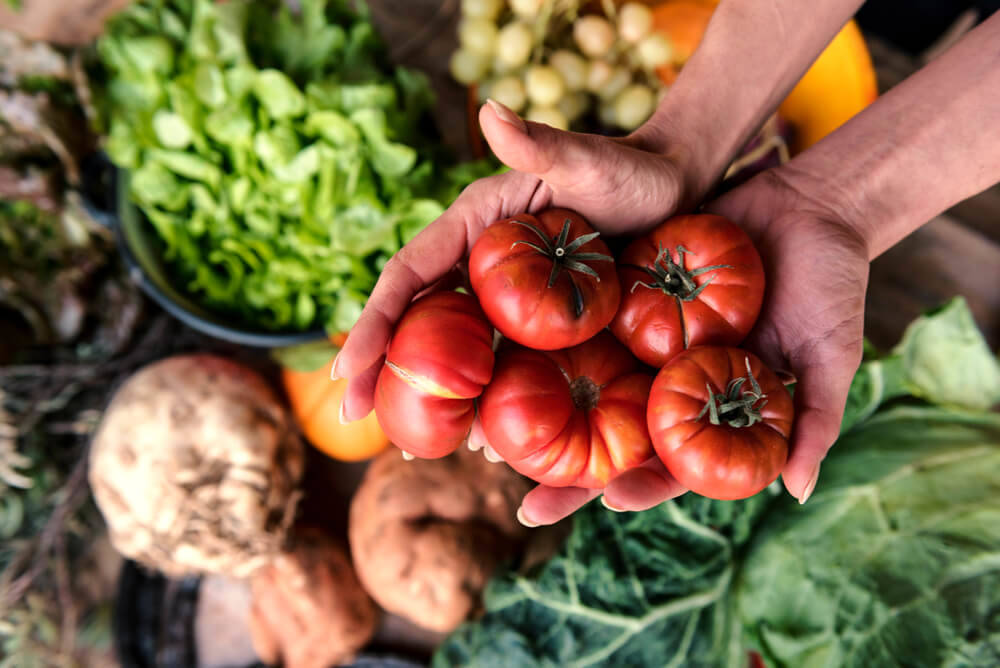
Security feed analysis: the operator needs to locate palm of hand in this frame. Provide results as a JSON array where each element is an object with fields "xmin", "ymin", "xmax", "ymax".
[{"xmin": 709, "ymin": 173, "xmax": 870, "ymax": 499}]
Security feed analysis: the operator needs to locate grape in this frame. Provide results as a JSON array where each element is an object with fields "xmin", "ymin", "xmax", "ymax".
[
  {"xmin": 614, "ymin": 84, "xmax": 655, "ymax": 130},
  {"xmin": 618, "ymin": 2, "xmax": 653, "ymax": 43},
  {"xmin": 491, "ymin": 75, "xmax": 527, "ymax": 113},
  {"xmin": 525, "ymin": 106, "xmax": 569, "ymax": 130},
  {"xmin": 557, "ymin": 91, "xmax": 590, "ymax": 122},
  {"xmin": 597, "ymin": 66, "xmax": 631, "ymax": 101},
  {"xmin": 585, "ymin": 59, "xmax": 614, "ymax": 93},
  {"xmin": 525, "ymin": 65, "xmax": 565, "ymax": 107},
  {"xmin": 549, "ymin": 50, "xmax": 588, "ymax": 91},
  {"xmin": 477, "ymin": 79, "xmax": 493, "ymax": 103},
  {"xmin": 573, "ymin": 15, "xmax": 615, "ymax": 58},
  {"xmin": 461, "ymin": 0, "xmax": 502, "ymax": 20},
  {"xmin": 510, "ymin": 0, "xmax": 543, "ymax": 19},
  {"xmin": 450, "ymin": 48, "xmax": 490, "ymax": 85},
  {"xmin": 636, "ymin": 33, "xmax": 673, "ymax": 69},
  {"xmin": 597, "ymin": 99, "xmax": 618, "ymax": 127},
  {"xmin": 496, "ymin": 22, "xmax": 534, "ymax": 69},
  {"xmin": 459, "ymin": 17, "xmax": 498, "ymax": 55}
]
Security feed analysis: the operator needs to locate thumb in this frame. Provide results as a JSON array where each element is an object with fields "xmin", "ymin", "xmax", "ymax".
[{"xmin": 480, "ymin": 99, "xmax": 609, "ymax": 190}]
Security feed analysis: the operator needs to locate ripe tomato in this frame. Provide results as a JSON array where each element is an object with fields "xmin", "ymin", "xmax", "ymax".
[
  {"xmin": 647, "ymin": 346, "xmax": 793, "ymax": 500},
  {"xmin": 478, "ymin": 331, "xmax": 654, "ymax": 488},
  {"xmin": 611, "ymin": 214, "xmax": 764, "ymax": 367},
  {"xmin": 469, "ymin": 208, "xmax": 620, "ymax": 350},
  {"xmin": 374, "ymin": 291, "xmax": 495, "ymax": 458}
]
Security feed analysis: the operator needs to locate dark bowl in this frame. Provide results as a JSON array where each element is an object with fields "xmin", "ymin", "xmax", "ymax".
[{"xmin": 83, "ymin": 155, "xmax": 327, "ymax": 348}]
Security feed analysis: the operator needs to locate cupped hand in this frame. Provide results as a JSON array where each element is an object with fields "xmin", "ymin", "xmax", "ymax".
[
  {"xmin": 335, "ymin": 100, "xmax": 692, "ymax": 420},
  {"xmin": 517, "ymin": 166, "xmax": 872, "ymax": 526}
]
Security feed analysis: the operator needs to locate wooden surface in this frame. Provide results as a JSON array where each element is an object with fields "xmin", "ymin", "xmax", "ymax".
[{"xmin": 368, "ymin": 6, "xmax": 1000, "ymax": 352}]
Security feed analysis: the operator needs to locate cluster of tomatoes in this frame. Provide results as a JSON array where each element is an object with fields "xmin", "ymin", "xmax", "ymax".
[{"xmin": 373, "ymin": 209, "xmax": 794, "ymax": 501}]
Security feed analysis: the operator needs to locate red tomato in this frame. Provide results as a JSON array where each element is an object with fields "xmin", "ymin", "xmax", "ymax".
[
  {"xmin": 647, "ymin": 346, "xmax": 793, "ymax": 500},
  {"xmin": 479, "ymin": 331, "xmax": 654, "ymax": 488},
  {"xmin": 374, "ymin": 292, "xmax": 495, "ymax": 458},
  {"xmin": 611, "ymin": 214, "xmax": 765, "ymax": 367},
  {"xmin": 469, "ymin": 208, "xmax": 620, "ymax": 351}
]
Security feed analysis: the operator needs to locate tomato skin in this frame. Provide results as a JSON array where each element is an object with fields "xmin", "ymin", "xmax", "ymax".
[
  {"xmin": 611, "ymin": 214, "xmax": 764, "ymax": 368},
  {"xmin": 373, "ymin": 292, "xmax": 495, "ymax": 458},
  {"xmin": 647, "ymin": 346, "xmax": 793, "ymax": 500},
  {"xmin": 469, "ymin": 208, "xmax": 620, "ymax": 351},
  {"xmin": 479, "ymin": 331, "xmax": 654, "ymax": 488}
]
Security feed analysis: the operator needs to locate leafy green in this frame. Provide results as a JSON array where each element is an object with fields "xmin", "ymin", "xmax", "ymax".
[
  {"xmin": 98, "ymin": 0, "xmax": 499, "ymax": 333},
  {"xmin": 840, "ymin": 297, "xmax": 1000, "ymax": 431},
  {"xmin": 435, "ymin": 492, "xmax": 777, "ymax": 668},
  {"xmin": 736, "ymin": 406, "xmax": 1000, "ymax": 668},
  {"xmin": 435, "ymin": 300, "xmax": 1000, "ymax": 667}
]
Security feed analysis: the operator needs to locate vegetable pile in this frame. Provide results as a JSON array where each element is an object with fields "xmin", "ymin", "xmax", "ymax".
[
  {"xmin": 98, "ymin": 0, "xmax": 495, "ymax": 333},
  {"xmin": 375, "ymin": 208, "xmax": 787, "ymax": 498},
  {"xmin": 434, "ymin": 297, "xmax": 1000, "ymax": 667}
]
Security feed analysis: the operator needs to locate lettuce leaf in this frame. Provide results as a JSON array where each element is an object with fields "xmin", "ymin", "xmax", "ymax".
[{"xmin": 99, "ymin": 0, "xmax": 499, "ymax": 334}]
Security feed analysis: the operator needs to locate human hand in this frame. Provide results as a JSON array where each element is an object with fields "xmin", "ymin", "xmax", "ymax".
[
  {"xmin": 335, "ymin": 100, "xmax": 696, "ymax": 421},
  {"xmin": 516, "ymin": 166, "xmax": 871, "ymax": 526}
]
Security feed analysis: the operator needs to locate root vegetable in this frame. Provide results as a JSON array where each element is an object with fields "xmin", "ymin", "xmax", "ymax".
[
  {"xmin": 249, "ymin": 528, "xmax": 378, "ymax": 668},
  {"xmin": 88, "ymin": 354, "xmax": 304, "ymax": 578},
  {"xmin": 349, "ymin": 447, "xmax": 532, "ymax": 632}
]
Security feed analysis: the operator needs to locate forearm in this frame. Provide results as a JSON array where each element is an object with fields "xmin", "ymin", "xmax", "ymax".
[
  {"xmin": 778, "ymin": 11, "xmax": 1000, "ymax": 259},
  {"xmin": 636, "ymin": 0, "xmax": 864, "ymax": 205}
]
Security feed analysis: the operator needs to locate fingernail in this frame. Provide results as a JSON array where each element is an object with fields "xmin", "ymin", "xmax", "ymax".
[
  {"xmin": 601, "ymin": 496, "xmax": 625, "ymax": 512},
  {"xmin": 516, "ymin": 506, "xmax": 539, "ymax": 528},
  {"xmin": 330, "ymin": 352, "xmax": 341, "ymax": 380},
  {"xmin": 486, "ymin": 98, "xmax": 527, "ymax": 133},
  {"xmin": 775, "ymin": 369, "xmax": 797, "ymax": 386},
  {"xmin": 483, "ymin": 444, "xmax": 503, "ymax": 463},
  {"xmin": 799, "ymin": 465, "xmax": 821, "ymax": 504},
  {"xmin": 338, "ymin": 399, "xmax": 350, "ymax": 425},
  {"xmin": 401, "ymin": 450, "xmax": 415, "ymax": 461}
]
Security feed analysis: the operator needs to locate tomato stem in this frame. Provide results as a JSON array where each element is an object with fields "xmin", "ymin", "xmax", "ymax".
[
  {"xmin": 631, "ymin": 244, "xmax": 732, "ymax": 301},
  {"xmin": 697, "ymin": 357, "xmax": 768, "ymax": 428}
]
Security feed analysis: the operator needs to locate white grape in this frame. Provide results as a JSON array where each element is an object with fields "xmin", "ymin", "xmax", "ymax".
[
  {"xmin": 557, "ymin": 91, "xmax": 590, "ymax": 122},
  {"xmin": 490, "ymin": 75, "xmax": 527, "ymax": 113},
  {"xmin": 510, "ymin": 0, "xmax": 543, "ymax": 19},
  {"xmin": 614, "ymin": 84, "xmax": 655, "ymax": 130},
  {"xmin": 636, "ymin": 33, "xmax": 673, "ymax": 69},
  {"xmin": 525, "ymin": 65, "xmax": 565, "ymax": 107},
  {"xmin": 585, "ymin": 59, "xmax": 615, "ymax": 93},
  {"xmin": 549, "ymin": 50, "xmax": 588, "ymax": 92},
  {"xmin": 461, "ymin": 0, "xmax": 502, "ymax": 20},
  {"xmin": 597, "ymin": 65, "xmax": 631, "ymax": 100},
  {"xmin": 573, "ymin": 15, "xmax": 616, "ymax": 58},
  {"xmin": 525, "ymin": 106, "xmax": 569, "ymax": 130},
  {"xmin": 618, "ymin": 3, "xmax": 653, "ymax": 43},
  {"xmin": 597, "ymin": 99, "xmax": 618, "ymax": 127},
  {"xmin": 496, "ymin": 22, "xmax": 534, "ymax": 69},
  {"xmin": 450, "ymin": 48, "xmax": 490, "ymax": 85},
  {"xmin": 459, "ymin": 17, "xmax": 498, "ymax": 55}
]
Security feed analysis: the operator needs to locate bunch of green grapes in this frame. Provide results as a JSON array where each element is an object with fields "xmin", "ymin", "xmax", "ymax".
[{"xmin": 450, "ymin": 0, "xmax": 674, "ymax": 132}]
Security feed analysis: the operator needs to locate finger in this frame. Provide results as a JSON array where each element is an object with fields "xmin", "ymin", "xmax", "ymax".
[
  {"xmin": 518, "ymin": 485, "xmax": 602, "ymax": 527},
  {"xmin": 782, "ymin": 348, "xmax": 861, "ymax": 503},
  {"xmin": 480, "ymin": 99, "xmax": 612, "ymax": 191},
  {"xmin": 336, "ymin": 191, "xmax": 486, "ymax": 380},
  {"xmin": 340, "ymin": 357, "xmax": 382, "ymax": 423},
  {"xmin": 603, "ymin": 458, "xmax": 687, "ymax": 511}
]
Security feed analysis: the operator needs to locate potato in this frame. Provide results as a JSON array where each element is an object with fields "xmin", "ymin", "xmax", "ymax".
[
  {"xmin": 88, "ymin": 354, "xmax": 304, "ymax": 578},
  {"xmin": 349, "ymin": 447, "xmax": 532, "ymax": 632},
  {"xmin": 249, "ymin": 528, "xmax": 378, "ymax": 668}
]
